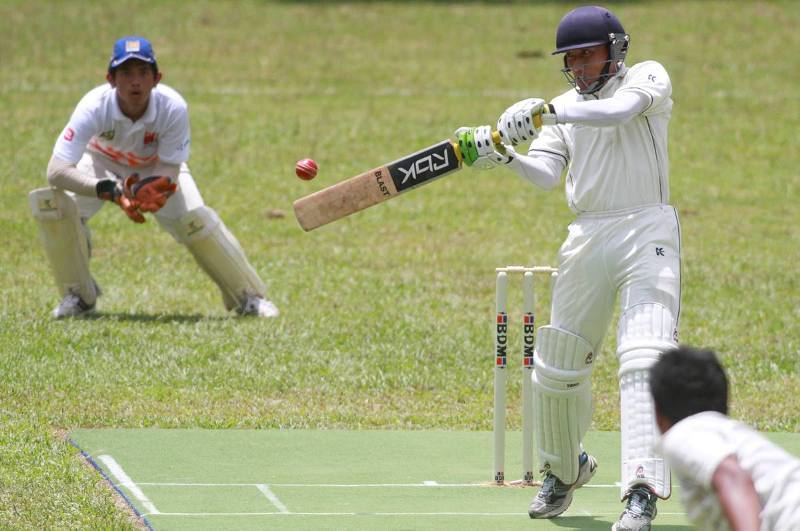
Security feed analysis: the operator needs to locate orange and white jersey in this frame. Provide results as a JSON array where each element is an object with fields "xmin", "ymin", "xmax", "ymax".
[{"xmin": 53, "ymin": 83, "xmax": 190, "ymax": 169}]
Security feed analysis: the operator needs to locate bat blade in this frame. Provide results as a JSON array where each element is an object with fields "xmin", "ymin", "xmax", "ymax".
[{"xmin": 293, "ymin": 140, "xmax": 461, "ymax": 231}]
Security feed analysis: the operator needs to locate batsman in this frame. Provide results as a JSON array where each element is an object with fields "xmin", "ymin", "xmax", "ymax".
[
  {"xmin": 30, "ymin": 36, "xmax": 278, "ymax": 319},
  {"xmin": 457, "ymin": 6, "xmax": 681, "ymax": 530}
]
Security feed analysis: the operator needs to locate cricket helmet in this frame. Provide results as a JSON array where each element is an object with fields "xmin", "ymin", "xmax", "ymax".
[{"xmin": 552, "ymin": 6, "xmax": 629, "ymax": 94}]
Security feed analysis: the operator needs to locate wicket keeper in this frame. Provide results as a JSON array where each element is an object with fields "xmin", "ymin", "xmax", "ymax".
[
  {"xmin": 30, "ymin": 36, "xmax": 278, "ymax": 318},
  {"xmin": 457, "ymin": 6, "xmax": 681, "ymax": 528}
]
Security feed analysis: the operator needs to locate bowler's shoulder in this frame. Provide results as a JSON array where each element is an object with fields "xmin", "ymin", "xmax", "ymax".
[{"xmin": 669, "ymin": 411, "xmax": 733, "ymax": 440}]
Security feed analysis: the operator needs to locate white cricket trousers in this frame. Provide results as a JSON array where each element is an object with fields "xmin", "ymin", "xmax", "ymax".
[
  {"xmin": 550, "ymin": 204, "xmax": 682, "ymax": 352},
  {"xmin": 70, "ymin": 151, "xmax": 204, "ymax": 240}
]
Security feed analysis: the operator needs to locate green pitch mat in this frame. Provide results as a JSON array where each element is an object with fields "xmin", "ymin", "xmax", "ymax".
[{"xmin": 68, "ymin": 429, "xmax": 800, "ymax": 530}]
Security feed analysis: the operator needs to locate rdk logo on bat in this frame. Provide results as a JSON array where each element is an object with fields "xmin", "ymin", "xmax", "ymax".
[{"xmin": 388, "ymin": 141, "xmax": 459, "ymax": 192}]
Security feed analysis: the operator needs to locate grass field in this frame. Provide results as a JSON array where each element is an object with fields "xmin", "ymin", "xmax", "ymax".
[{"xmin": 1, "ymin": 0, "xmax": 799, "ymax": 528}]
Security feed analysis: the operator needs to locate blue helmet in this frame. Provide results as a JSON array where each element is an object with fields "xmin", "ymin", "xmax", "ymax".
[{"xmin": 552, "ymin": 6, "xmax": 629, "ymax": 94}]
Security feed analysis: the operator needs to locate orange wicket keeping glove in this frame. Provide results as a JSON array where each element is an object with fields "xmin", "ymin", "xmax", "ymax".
[{"xmin": 123, "ymin": 174, "xmax": 178, "ymax": 213}]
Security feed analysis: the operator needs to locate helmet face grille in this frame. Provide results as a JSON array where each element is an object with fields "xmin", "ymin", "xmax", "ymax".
[
  {"xmin": 553, "ymin": 6, "xmax": 629, "ymax": 94},
  {"xmin": 561, "ymin": 58, "xmax": 617, "ymax": 95}
]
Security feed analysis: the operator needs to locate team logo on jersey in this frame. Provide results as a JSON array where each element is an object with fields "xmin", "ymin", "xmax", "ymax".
[
  {"xmin": 636, "ymin": 465, "xmax": 645, "ymax": 478},
  {"xmin": 63, "ymin": 127, "xmax": 75, "ymax": 142},
  {"xmin": 585, "ymin": 352, "xmax": 594, "ymax": 365},
  {"xmin": 99, "ymin": 130, "xmax": 115, "ymax": 141},
  {"xmin": 143, "ymin": 132, "xmax": 158, "ymax": 145}
]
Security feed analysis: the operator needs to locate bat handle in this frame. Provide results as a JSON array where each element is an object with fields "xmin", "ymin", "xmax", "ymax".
[{"xmin": 453, "ymin": 129, "xmax": 523, "ymax": 161}]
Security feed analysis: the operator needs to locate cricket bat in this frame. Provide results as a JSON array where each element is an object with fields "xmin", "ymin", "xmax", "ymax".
[{"xmin": 293, "ymin": 130, "xmax": 503, "ymax": 231}]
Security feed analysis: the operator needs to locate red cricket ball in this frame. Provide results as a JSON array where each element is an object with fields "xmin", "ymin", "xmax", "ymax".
[{"xmin": 295, "ymin": 158, "xmax": 318, "ymax": 180}]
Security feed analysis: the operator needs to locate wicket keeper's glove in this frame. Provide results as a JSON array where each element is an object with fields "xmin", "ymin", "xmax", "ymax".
[
  {"xmin": 96, "ymin": 175, "xmax": 146, "ymax": 223},
  {"xmin": 123, "ymin": 174, "xmax": 178, "ymax": 213}
]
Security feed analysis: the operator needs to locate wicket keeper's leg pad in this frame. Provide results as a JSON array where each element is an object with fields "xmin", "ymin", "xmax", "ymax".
[
  {"xmin": 29, "ymin": 188, "xmax": 98, "ymax": 305},
  {"xmin": 175, "ymin": 206, "xmax": 266, "ymax": 311}
]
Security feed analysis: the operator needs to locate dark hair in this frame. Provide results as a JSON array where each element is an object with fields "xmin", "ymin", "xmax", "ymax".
[{"xmin": 649, "ymin": 346, "xmax": 728, "ymax": 424}]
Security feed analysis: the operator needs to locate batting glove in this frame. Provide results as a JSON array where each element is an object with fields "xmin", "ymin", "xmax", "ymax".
[
  {"xmin": 496, "ymin": 98, "xmax": 556, "ymax": 146},
  {"xmin": 455, "ymin": 126, "xmax": 514, "ymax": 170}
]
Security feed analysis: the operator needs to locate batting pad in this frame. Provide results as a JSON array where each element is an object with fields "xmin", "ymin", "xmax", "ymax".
[
  {"xmin": 617, "ymin": 303, "xmax": 677, "ymax": 499},
  {"xmin": 29, "ymin": 188, "xmax": 97, "ymax": 305},
  {"xmin": 532, "ymin": 325, "xmax": 595, "ymax": 484},
  {"xmin": 176, "ymin": 206, "xmax": 265, "ymax": 311}
]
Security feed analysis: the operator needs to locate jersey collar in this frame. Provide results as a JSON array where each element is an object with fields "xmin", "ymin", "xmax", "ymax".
[{"xmin": 111, "ymin": 86, "xmax": 158, "ymax": 125}]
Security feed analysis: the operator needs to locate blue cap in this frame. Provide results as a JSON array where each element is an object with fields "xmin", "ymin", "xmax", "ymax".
[{"xmin": 109, "ymin": 36, "xmax": 157, "ymax": 69}]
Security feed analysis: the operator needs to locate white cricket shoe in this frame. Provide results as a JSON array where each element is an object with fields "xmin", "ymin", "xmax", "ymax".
[
  {"xmin": 52, "ymin": 293, "xmax": 95, "ymax": 319},
  {"xmin": 238, "ymin": 295, "xmax": 279, "ymax": 318},
  {"xmin": 612, "ymin": 486, "xmax": 658, "ymax": 531},
  {"xmin": 528, "ymin": 452, "xmax": 598, "ymax": 518}
]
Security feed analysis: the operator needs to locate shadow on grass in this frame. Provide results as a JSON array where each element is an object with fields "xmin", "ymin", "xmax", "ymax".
[{"xmin": 82, "ymin": 312, "xmax": 231, "ymax": 323}]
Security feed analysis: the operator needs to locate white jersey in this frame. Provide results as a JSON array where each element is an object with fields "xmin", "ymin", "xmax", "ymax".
[
  {"xmin": 529, "ymin": 61, "xmax": 672, "ymax": 214},
  {"xmin": 53, "ymin": 83, "xmax": 191, "ymax": 169},
  {"xmin": 660, "ymin": 411, "xmax": 800, "ymax": 530}
]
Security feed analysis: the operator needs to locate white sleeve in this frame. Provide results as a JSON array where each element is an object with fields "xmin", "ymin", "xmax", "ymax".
[
  {"xmin": 52, "ymin": 104, "xmax": 98, "ymax": 164},
  {"xmin": 551, "ymin": 90, "xmax": 650, "ymax": 127},
  {"xmin": 157, "ymin": 106, "xmax": 191, "ymax": 164},
  {"xmin": 506, "ymin": 152, "xmax": 563, "ymax": 190},
  {"xmin": 616, "ymin": 61, "xmax": 672, "ymax": 116},
  {"xmin": 662, "ymin": 417, "xmax": 734, "ymax": 489}
]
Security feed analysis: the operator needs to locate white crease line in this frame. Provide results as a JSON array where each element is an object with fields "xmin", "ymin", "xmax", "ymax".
[
  {"xmin": 256, "ymin": 484, "xmax": 290, "ymax": 514},
  {"xmin": 137, "ymin": 481, "xmax": 623, "ymax": 488},
  {"xmin": 98, "ymin": 455, "xmax": 160, "ymax": 515},
  {"xmin": 146, "ymin": 511, "xmax": 687, "ymax": 517}
]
